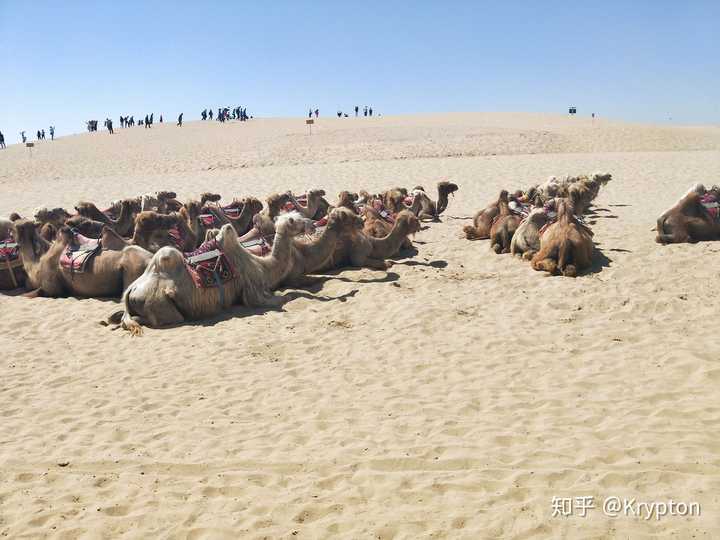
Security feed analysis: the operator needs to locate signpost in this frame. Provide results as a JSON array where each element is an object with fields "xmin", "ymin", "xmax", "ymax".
[
  {"xmin": 306, "ymin": 118, "xmax": 314, "ymax": 135},
  {"xmin": 568, "ymin": 106, "xmax": 577, "ymax": 115},
  {"xmin": 25, "ymin": 141, "xmax": 34, "ymax": 159}
]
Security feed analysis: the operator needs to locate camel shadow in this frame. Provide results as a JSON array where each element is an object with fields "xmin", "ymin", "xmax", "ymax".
[
  {"xmin": 608, "ymin": 248, "xmax": 632, "ymax": 253},
  {"xmin": 393, "ymin": 259, "xmax": 448, "ymax": 269},
  {"xmin": 608, "ymin": 204, "xmax": 631, "ymax": 207},
  {"xmin": 584, "ymin": 244, "xmax": 613, "ymax": 275},
  {"xmin": 444, "ymin": 215, "xmax": 473, "ymax": 221}
]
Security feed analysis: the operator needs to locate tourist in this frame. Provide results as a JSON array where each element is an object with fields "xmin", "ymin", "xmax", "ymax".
[
  {"xmin": 177, "ymin": 113, "xmax": 183, "ymax": 127},
  {"xmin": 0, "ymin": 131, "xmax": 5, "ymax": 149},
  {"xmin": 49, "ymin": 126, "xmax": 55, "ymax": 140},
  {"xmin": 21, "ymin": 131, "xmax": 26, "ymax": 143}
]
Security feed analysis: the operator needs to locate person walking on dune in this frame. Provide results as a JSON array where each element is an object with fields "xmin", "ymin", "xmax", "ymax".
[
  {"xmin": 208, "ymin": 109, "xmax": 213, "ymax": 120},
  {"xmin": 21, "ymin": 131, "xmax": 26, "ymax": 143},
  {"xmin": 49, "ymin": 126, "xmax": 55, "ymax": 140},
  {"xmin": 177, "ymin": 113, "xmax": 183, "ymax": 127},
  {"xmin": 355, "ymin": 105, "xmax": 359, "ymax": 117},
  {"xmin": 0, "ymin": 131, "xmax": 5, "ymax": 149}
]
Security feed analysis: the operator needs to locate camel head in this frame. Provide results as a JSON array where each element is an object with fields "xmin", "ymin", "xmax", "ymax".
[
  {"xmin": 383, "ymin": 189, "xmax": 405, "ymax": 213},
  {"xmin": 156, "ymin": 191, "xmax": 177, "ymax": 202},
  {"xmin": 592, "ymin": 172, "xmax": 612, "ymax": 186},
  {"xmin": 396, "ymin": 210, "xmax": 421, "ymax": 236},
  {"xmin": 65, "ymin": 215, "xmax": 104, "ymax": 238},
  {"xmin": 56, "ymin": 226, "xmax": 77, "ymax": 247},
  {"xmin": 412, "ymin": 186, "xmax": 425, "ymax": 193},
  {"xmin": 438, "ymin": 181, "xmax": 459, "ymax": 198},
  {"xmin": 200, "ymin": 192, "xmax": 222, "ymax": 206},
  {"xmin": 308, "ymin": 188, "xmax": 326, "ymax": 200},
  {"xmin": 183, "ymin": 201, "xmax": 202, "ymax": 220},
  {"xmin": 275, "ymin": 211, "xmax": 315, "ymax": 237},
  {"xmin": 34, "ymin": 206, "xmax": 71, "ymax": 227},
  {"xmin": 123, "ymin": 198, "xmax": 142, "ymax": 214},
  {"xmin": 9, "ymin": 213, "xmax": 22, "ymax": 222}
]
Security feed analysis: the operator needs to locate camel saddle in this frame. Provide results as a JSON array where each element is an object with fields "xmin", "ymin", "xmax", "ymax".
[
  {"xmin": 701, "ymin": 193, "xmax": 719, "ymax": 221},
  {"xmin": 60, "ymin": 233, "xmax": 102, "ymax": 273},
  {"xmin": 0, "ymin": 235, "xmax": 20, "ymax": 265},
  {"xmin": 283, "ymin": 194, "xmax": 308, "ymax": 213},
  {"xmin": 240, "ymin": 237, "xmax": 271, "ymax": 256},
  {"xmin": 199, "ymin": 213, "xmax": 220, "ymax": 227},
  {"xmin": 184, "ymin": 238, "xmax": 235, "ymax": 288},
  {"xmin": 168, "ymin": 226, "xmax": 185, "ymax": 249}
]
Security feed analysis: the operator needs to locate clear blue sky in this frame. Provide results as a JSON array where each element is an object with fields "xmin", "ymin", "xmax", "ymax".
[{"xmin": 1, "ymin": 1, "xmax": 718, "ymax": 142}]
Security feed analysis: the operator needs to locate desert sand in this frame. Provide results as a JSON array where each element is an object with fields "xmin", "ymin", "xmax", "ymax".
[{"xmin": 1, "ymin": 113, "xmax": 719, "ymax": 539}]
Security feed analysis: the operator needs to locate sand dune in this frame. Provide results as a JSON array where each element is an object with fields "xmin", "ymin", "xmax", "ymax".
[{"xmin": 1, "ymin": 113, "xmax": 719, "ymax": 539}]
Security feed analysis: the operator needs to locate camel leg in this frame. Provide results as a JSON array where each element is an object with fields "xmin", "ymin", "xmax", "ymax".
[
  {"xmin": 522, "ymin": 250, "xmax": 535, "ymax": 261},
  {"xmin": 532, "ymin": 258, "xmax": 558, "ymax": 275},
  {"xmin": 358, "ymin": 257, "xmax": 390, "ymax": 270},
  {"xmin": 499, "ymin": 227, "xmax": 511, "ymax": 254}
]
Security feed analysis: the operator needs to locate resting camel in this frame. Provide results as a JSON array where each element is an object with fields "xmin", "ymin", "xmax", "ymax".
[
  {"xmin": 531, "ymin": 200, "xmax": 593, "ymax": 277},
  {"xmin": 142, "ymin": 191, "xmax": 179, "ymax": 213},
  {"xmin": 655, "ymin": 186, "xmax": 720, "ymax": 243},
  {"xmin": 101, "ymin": 211, "xmax": 178, "ymax": 252},
  {"xmin": 362, "ymin": 206, "xmax": 414, "ymax": 250},
  {"xmin": 75, "ymin": 199, "xmax": 140, "ymax": 237},
  {"xmin": 14, "ymin": 220, "xmax": 151, "ymax": 297},
  {"xmin": 463, "ymin": 190, "xmax": 506, "ymax": 240},
  {"xmin": 246, "ymin": 192, "xmax": 294, "ymax": 240},
  {"xmin": 409, "ymin": 181, "xmax": 459, "ymax": 220},
  {"xmin": 510, "ymin": 207, "xmax": 550, "ymax": 260},
  {"xmin": 113, "ymin": 223, "xmax": 280, "ymax": 334},
  {"xmin": 288, "ymin": 190, "xmax": 327, "ymax": 220},
  {"xmin": 324, "ymin": 209, "xmax": 421, "ymax": 271},
  {"xmin": 489, "ymin": 191, "xmax": 521, "ymax": 254},
  {"xmin": 205, "ymin": 197, "xmax": 263, "ymax": 236}
]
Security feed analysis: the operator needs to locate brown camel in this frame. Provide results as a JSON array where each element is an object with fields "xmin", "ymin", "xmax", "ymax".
[
  {"xmin": 463, "ymin": 190, "xmax": 506, "ymax": 240},
  {"xmin": 205, "ymin": 196, "xmax": 264, "ymax": 236},
  {"xmin": 102, "ymin": 211, "xmax": 178, "ymax": 252},
  {"xmin": 113, "ymin": 223, "xmax": 281, "ymax": 334},
  {"xmin": 362, "ymin": 206, "xmax": 414, "ymax": 250},
  {"xmin": 14, "ymin": 220, "xmax": 151, "ymax": 297},
  {"xmin": 75, "ymin": 199, "xmax": 140, "ymax": 237},
  {"xmin": 288, "ymin": 190, "xmax": 327, "ymax": 220},
  {"xmin": 324, "ymin": 209, "xmax": 421, "ymax": 271},
  {"xmin": 510, "ymin": 207, "xmax": 550, "ymax": 260},
  {"xmin": 489, "ymin": 191, "xmax": 521, "ymax": 254},
  {"xmin": 409, "ymin": 181, "xmax": 459, "ymax": 220},
  {"xmin": 531, "ymin": 200, "xmax": 593, "ymax": 277},
  {"xmin": 252, "ymin": 192, "xmax": 294, "ymax": 237},
  {"xmin": 655, "ymin": 187, "xmax": 720, "ymax": 243}
]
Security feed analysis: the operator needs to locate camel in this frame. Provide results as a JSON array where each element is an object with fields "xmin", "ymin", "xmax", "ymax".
[
  {"xmin": 14, "ymin": 220, "xmax": 151, "ymax": 297},
  {"xmin": 324, "ymin": 209, "xmax": 421, "ymax": 271},
  {"xmin": 0, "ymin": 218, "xmax": 26, "ymax": 290},
  {"xmin": 489, "ymin": 191, "xmax": 521, "ymax": 254},
  {"xmin": 463, "ymin": 190, "xmax": 506, "ymax": 240},
  {"xmin": 655, "ymin": 185, "xmax": 720, "ymax": 243},
  {"xmin": 142, "ymin": 191, "xmax": 179, "ymax": 213},
  {"xmin": 34, "ymin": 207, "xmax": 72, "ymax": 229},
  {"xmin": 409, "ymin": 181, "xmax": 459, "ymax": 220},
  {"xmin": 531, "ymin": 200, "xmax": 593, "ymax": 277},
  {"xmin": 113, "ymin": 223, "xmax": 281, "ymax": 334},
  {"xmin": 102, "ymin": 211, "xmax": 178, "ymax": 252},
  {"xmin": 510, "ymin": 208, "xmax": 551, "ymax": 260},
  {"xmin": 362, "ymin": 206, "xmax": 414, "ymax": 250},
  {"xmin": 288, "ymin": 190, "xmax": 327, "ymax": 220},
  {"xmin": 204, "ymin": 197, "xmax": 264, "ymax": 236},
  {"xmin": 75, "ymin": 198, "xmax": 140, "ymax": 237},
  {"xmin": 250, "ymin": 192, "xmax": 294, "ymax": 238},
  {"xmin": 534, "ymin": 173, "xmax": 612, "ymax": 211}
]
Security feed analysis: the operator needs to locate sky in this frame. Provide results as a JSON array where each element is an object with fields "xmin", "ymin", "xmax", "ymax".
[{"xmin": 1, "ymin": 1, "xmax": 718, "ymax": 142}]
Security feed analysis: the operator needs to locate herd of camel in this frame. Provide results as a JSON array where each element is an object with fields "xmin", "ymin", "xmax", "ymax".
[{"xmin": 1, "ymin": 173, "xmax": 717, "ymax": 334}]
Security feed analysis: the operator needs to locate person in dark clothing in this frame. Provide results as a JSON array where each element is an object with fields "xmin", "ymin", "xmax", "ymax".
[
  {"xmin": 21, "ymin": 131, "xmax": 27, "ymax": 143},
  {"xmin": 369, "ymin": 107, "xmax": 373, "ymax": 117},
  {"xmin": 159, "ymin": 115, "xmax": 163, "ymax": 123},
  {"xmin": 0, "ymin": 131, "xmax": 5, "ymax": 149},
  {"xmin": 150, "ymin": 113, "xmax": 154, "ymax": 125},
  {"xmin": 145, "ymin": 115, "xmax": 150, "ymax": 128},
  {"xmin": 309, "ymin": 108, "xmax": 313, "ymax": 119},
  {"xmin": 314, "ymin": 108, "xmax": 319, "ymax": 118},
  {"xmin": 209, "ymin": 109, "xmax": 213, "ymax": 120},
  {"xmin": 49, "ymin": 126, "xmax": 55, "ymax": 140},
  {"xmin": 201, "ymin": 109, "xmax": 207, "ymax": 121},
  {"xmin": 337, "ymin": 111, "xmax": 342, "ymax": 118},
  {"xmin": 108, "ymin": 119, "xmax": 114, "ymax": 134},
  {"xmin": 177, "ymin": 113, "xmax": 183, "ymax": 127},
  {"xmin": 37, "ymin": 130, "xmax": 41, "ymax": 140},
  {"xmin": 364, "ymin": 106, "xmax": 368, "ymax": 117},
  {"xmin": 41, "ymin": 129, "xmax": 46, "ymax": 139},
  {"xmin": 355, "ymin": 105, "xmax": 359, "ymax": 117}
]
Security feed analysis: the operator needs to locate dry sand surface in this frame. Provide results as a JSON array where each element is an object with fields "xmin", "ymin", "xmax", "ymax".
[{"xmin": 1, "ymin": 113, "xmax": 720, "ymax": 539}]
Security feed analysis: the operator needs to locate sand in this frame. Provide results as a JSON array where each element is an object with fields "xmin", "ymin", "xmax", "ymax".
[{"xmin": 1, "ymin": 113, "xmax": 719, "ymax": 539}]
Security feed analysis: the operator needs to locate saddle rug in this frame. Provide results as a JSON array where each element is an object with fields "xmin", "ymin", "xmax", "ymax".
[
  {"xmin": 240, "ymin": 237, "xmax": 271, "ymax": 257},
  {"xmin": 0, "ymin": 236, "xmax": 20, "ymax": 264},
  {"xmin": 701, "ymin": 194, "xmax": 719, "ymax": 221},
  {"xmin": 184, "ymin": 239, "xmax": 235, "ymax": 288},
  {"xmin": 168, "ymin": 226, "xmax": 185, "ymax": 249},
  {"xmin": 199, "ymin": 213, "xmax": 219, "ymax": 227},
  {"xmin": 60, "ymin": 233, "xmax": 102, "ymax": 273}
]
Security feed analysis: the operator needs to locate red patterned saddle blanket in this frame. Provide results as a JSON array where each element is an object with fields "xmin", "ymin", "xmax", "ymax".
[
  {"xmin": 184, "ymin": 239, "xmax": 235, "ymax": 288},
  {"xmin": 701, "ymin": 193, "xmax": 719, "ymax": 221},
  {"xmin": 240, "ymin": 237, "xmax": 271, "ymax": 256},
  {"xmin": 60, "ymin": 233, "xmax": 102, "ymax": 273},
  {"xmin": 0, "ymin": 234, "xmax": 20, "ymax": 264}
]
